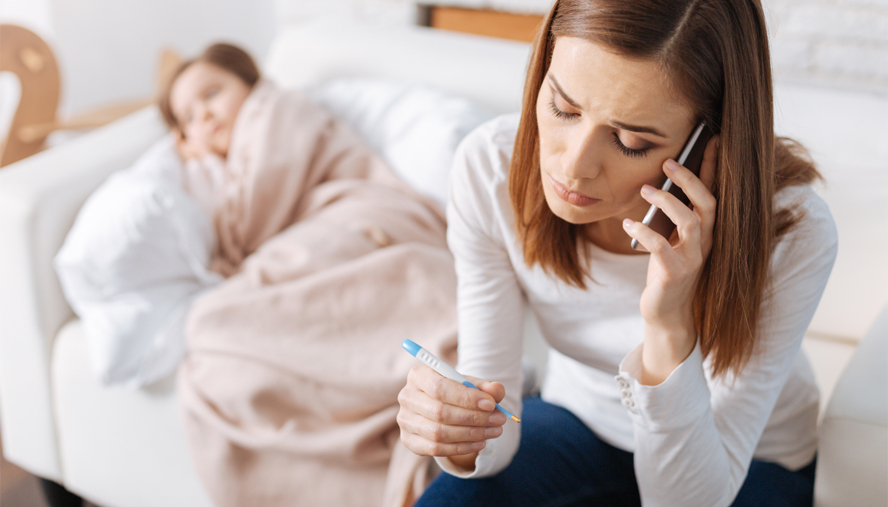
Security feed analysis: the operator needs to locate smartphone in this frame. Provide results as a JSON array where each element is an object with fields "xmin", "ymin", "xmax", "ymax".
[{"xmin": 630, "ymin": 123, "xmax": 713, "ymax": 252}]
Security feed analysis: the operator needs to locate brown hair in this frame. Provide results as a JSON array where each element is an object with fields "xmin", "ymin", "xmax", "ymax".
[
  {"xmin": 510, "ymin": 0, "xmax": 820, "ymax": 378},
  {"xmin": 158, "ymin": 43, "xmax": 260, "ymax": 132}
]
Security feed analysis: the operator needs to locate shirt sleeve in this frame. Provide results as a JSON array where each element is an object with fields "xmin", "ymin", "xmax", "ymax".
[
  {"xmin": 616, "ymin": 187, "xmax": 838, "ymax": 507},
  {"xmin": 434, "ymin": 120, "xmax": 527, "ymax": 479}
]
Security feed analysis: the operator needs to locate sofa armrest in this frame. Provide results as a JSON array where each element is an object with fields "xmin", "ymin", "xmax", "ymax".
[
  {"xmin": 0, "ymin": 106, "xmax": 167, "ymax": 480},
  {"xmin": 814, "ymin": 303, "xmax": 888, "ymax": 506}
]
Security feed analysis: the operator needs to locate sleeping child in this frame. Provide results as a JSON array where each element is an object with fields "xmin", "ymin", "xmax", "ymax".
[
  {"xmin": 157, "ymin": 43, "xmax": 443, "ymax": 272},
  {"xmin": 159, "ymin": 43, "xmax": 257, "ymax": 162},
  {"xmin": 157, "ymin": 43, "xmax": 458, "ymax": 507},
  {"xmin": 157, "ymin": 43, "xmax": 257, "ymax": 232}
]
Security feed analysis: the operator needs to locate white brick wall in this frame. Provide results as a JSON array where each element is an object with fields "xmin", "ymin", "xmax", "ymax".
[
  {"xmin": 767, "ymin": 0, "xmax": 888, "ymax": 91},
  {"xmin": 276, "ymin": 0, "xmax": 888, "ymax": 93}
]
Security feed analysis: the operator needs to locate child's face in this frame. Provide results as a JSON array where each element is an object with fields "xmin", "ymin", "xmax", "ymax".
[{"xmin": 169, "ymin": 61, "xmax": 252, "ymax": 159}]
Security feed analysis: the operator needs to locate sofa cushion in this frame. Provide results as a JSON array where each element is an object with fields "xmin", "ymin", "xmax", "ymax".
[
  {"xmin": 311, "ymin": 77, "xmax": 494, "ymax": 208},
  {"xmin": 51, "ymin": 319, "xmax": 212, "ymax": 507}
]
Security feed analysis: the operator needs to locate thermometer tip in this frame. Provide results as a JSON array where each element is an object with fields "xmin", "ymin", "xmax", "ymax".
[{"xmin": 401, "ymin": 339, "xmax": 421, "ymax": 357}]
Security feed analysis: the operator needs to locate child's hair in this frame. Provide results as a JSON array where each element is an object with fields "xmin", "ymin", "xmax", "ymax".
[{"xmin": 158, "ymin": 43, "xmax": 261, "ymax": 132}]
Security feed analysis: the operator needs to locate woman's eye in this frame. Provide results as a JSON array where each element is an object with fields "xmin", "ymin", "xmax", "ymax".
[
  {"xmin": 205, "ymin": 87, "xmax": 219, "ymax": 99},
  {"xmin": 549, "ymin": 99, "xmax": 579, "ymax": 121},
  {"xmin": 612, "ymin": 134, "xmax": 650, "ymax": 158}
]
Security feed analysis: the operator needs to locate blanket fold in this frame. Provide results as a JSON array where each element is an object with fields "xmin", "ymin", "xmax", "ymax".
[{"xmin": 177, "ymin": 82, "xmax": 453, "ymax": 507}]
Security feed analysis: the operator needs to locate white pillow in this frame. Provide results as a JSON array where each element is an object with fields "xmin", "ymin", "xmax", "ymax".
[
  {"xmin": 55, "ymin": 135, "xmax": 222, "ymax": 388},
  {"xmin": 310, "ymin": 78, "xmax": 494, "ymax": 208}
]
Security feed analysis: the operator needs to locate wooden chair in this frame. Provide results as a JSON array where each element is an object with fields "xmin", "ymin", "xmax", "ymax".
[
  {"xmin": 0, "ymin": 24, "xmax": 180, "ymax": 167},
  {"xmin": 0, "ymin": 24, "xmax": 60, "ymax": 167}
]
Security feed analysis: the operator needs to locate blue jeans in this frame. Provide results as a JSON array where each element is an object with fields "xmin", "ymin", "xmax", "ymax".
[{"xmin": 415, "ymin": 397, "xmax": 816, "ymax": 507}]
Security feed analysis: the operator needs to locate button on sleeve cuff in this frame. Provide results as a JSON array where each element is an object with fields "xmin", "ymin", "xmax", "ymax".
[{"xmin": 615, "ymin": 339, "xmax": 711, "ymax": 432}]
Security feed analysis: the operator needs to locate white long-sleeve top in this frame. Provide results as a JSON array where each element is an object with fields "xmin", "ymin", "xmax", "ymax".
[{"xmin": 437, "ymin": 114, "xmax": 838, "ymax": 507}]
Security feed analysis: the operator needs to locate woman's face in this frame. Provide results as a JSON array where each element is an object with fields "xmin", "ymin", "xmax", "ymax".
[
  {"xmin": 536, "ymin": 37, "xmax": 696, "ymax": 230},
  {"xmin": 170, "ymin": 61, "xmax": 252, "ymax": 159}
]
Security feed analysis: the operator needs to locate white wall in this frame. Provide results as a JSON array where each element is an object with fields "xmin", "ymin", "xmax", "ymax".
[
  {"xmin": 766, "ymin": 0, "xmax": 888, "ymax": 92},
  {"xmin": 277, "ymin": 0, "xmax": 888, "ymax": 93},
  {"xmin": 0, "ymin": 0, "xmax": 276, "ymax": 119},
  {"xmin": 275, "ymin": 0, "xmax": 422, "ymax": 26},
  {"xmin": 2, "ymin": 0, "xmax": 884, "ymax": 126}
]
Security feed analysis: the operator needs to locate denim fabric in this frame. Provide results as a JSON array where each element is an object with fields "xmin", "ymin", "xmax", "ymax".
[{"xmin": 415, "ymin": 397, "xmax": 815, "ymax": 507}]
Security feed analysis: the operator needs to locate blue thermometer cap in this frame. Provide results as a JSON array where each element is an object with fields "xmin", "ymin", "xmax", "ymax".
[{"xmin": 401, "ymin": 339, "xmax": 421, "ymax": 357}]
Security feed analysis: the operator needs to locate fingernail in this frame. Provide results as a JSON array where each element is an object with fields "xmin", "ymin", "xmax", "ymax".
[
  {"xmin": 641, "ymin": 184, "xmax": 655, "ymax": 196},
  {"xmin": 485, "ymin": 427, "xmax": 503, "ymax": 438},
  {"xmin": 489, "ymin": 412, "xmax": 507, "ymax": 425},
  {"xmin": 665, "ymin": 159, "xmax": 681, "ymax": 172},
  {"xmin": 471, "ymin": 441, "xmax": 486, "ymax": 451},
  {"xmin": 478, "ymin": 399, "xmax": 495, "ymax": 411},
  {"xmin": 623, "ymin": 218, "xmax": 634, "ymax": 229}
]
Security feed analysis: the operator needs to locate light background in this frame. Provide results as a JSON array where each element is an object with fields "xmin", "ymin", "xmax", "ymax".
[
  {"xmin": 0, "ymin": 0, "xmax": 884, "ymax": 445},
  {"xmin": 0, "ymin": 0, "xmax": 886, "ymax": 123}
]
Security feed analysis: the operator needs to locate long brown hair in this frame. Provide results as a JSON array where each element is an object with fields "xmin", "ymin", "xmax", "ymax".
[
  {"xmin": 158, "ymin": 42, "xmax": 260, "ymax": 133},
  {"xmin": 510, "ymin": 0, "xmax": 820, "ymax": 378}
]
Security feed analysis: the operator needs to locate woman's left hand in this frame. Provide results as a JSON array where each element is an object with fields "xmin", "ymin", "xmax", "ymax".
[{"xmin": 622, "ymin": 135, "xmax": 719, "ymax": 385}]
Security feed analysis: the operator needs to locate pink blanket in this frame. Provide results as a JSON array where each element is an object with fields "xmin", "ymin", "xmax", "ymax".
[{"xmin": 177, "ymin": 81, "xmax": 453, "ymax": 507}]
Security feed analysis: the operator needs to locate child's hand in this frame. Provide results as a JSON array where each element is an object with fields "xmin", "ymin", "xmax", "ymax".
[{"xmin": 173, "ymin": 130, "xmax": 205, "ymax": 161}]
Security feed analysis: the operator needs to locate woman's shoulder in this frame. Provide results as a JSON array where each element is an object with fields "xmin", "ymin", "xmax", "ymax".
[
  {"xmin": 449, "ymin": 112, "xmax": 521, "ymax": 201},
  {"xmin": 452, "ymin": 113, "xmax": 521, "ymax": 183},
  {"xmin": 447, "ymin": 113, "xmax": 521, "ymax": 240},
  {"xmin": 775, "ymin": 185, "xmax": 837, "ymax": 237},
  {"xmin": 772, "ymin": 184, "xmax": 839, "ymax": 271},
  {"xmin": 460, "ymin": 112, "xmax": 522, "ymax": 149}
]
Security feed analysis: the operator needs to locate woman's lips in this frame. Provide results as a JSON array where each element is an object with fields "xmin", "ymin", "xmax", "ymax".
[{"xmin": 548, "ymin": 174, "xmax": 600, "ymax": 207}]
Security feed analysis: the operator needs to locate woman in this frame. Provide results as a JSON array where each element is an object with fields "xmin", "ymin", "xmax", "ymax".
[{"xmin": 396, "ymin": 0, "xmax": 837, "ymax": 506}]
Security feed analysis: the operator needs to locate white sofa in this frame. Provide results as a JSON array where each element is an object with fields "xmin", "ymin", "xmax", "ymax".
[
  {"xmin": 0, "ymin": 21, "xmax": 885, "ymax": 507},
  {"xmin": 814, "ymin": 304, "xmax": 887, "ymax": 506}
]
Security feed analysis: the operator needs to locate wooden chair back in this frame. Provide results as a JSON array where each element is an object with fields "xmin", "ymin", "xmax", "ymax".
[{"xmin": 0, "ymin": 24, "xmax": 60, "ymax": 167}]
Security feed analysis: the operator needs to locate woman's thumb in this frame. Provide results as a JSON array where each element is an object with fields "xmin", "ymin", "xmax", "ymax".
[{"xmin": 476, "ymin": 380, "xmax": 506, "ymax": 404}]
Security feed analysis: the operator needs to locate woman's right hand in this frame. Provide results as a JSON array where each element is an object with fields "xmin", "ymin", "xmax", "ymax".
[{"xmin": 397, "ymin": 364, "xmax": 507, "ymax": 470}]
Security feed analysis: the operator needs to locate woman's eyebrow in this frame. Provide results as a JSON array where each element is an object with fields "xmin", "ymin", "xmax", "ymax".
[
  {"xmin": 611, "ymin": 121, "xmax": 667, "ymax": 138},
  {"xmin": 550, "ymin": 75, "xmax": 668, "ymax": 138},
  {"xmin": 548, "ymin": 76, "xmax": 582, "ymax": 109}
]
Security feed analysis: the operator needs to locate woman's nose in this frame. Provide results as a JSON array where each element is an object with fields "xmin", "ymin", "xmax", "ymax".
[{"xmin": 560, "ymin": 127, "xmax": 602, "ymax": 181}]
